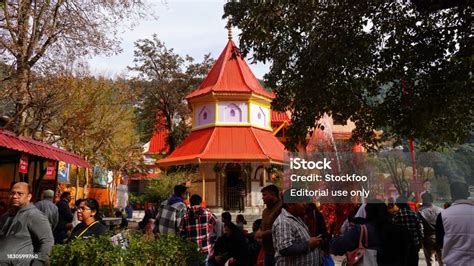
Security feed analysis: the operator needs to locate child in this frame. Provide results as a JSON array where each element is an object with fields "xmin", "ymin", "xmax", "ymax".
[{"xmin": 236, "ymin": 214, "xmax": 247, "ymax": 232}]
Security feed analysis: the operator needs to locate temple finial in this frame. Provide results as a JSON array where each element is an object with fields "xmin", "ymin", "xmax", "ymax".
[{"xmin": 226, "ymin": 20, "xmax": 232, "ymax": 40}]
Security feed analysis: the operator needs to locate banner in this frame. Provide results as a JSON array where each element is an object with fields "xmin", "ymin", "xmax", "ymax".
[
  {"xmin": 19, "ymin": 153, "xmax": 29, "ymax": 174},
  {"xmin": 92, "ymin": 166, "xmax": 108, "ymax": 188},
  {"xmin": 46, "ymin": 160, "xmax": 57, "ymax": 177},
  {"xmin": 57, "ymin": 161, "xmax": 70, "ymax": 184}
]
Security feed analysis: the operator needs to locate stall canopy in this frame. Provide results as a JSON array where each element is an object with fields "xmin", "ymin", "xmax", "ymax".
[{"xmin": 0, "ymin": 129, "xmax": 90, "ymax": 167}]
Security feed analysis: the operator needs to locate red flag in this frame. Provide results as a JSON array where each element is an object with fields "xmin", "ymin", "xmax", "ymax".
[{"xmin": 19, "ymin": 154, "xmax": 29, "ymax": 174}]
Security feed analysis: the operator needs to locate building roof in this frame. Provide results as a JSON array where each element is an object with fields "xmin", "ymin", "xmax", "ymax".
[
  {"xmin": 0, "ymin": 129, "xmax": 90, "ymax": 167},
  {"xmin": 145, "ymin": 115, "xmax": 169, "ymax": 155},
  {"xmin": 157, "ymin": 126, "xmax": 285, "ymax": 167},
  {"xmin": 271, "ymin": 110, "xmax": 291, "ymax": 124},
  {"xmin": 146, "ymin": 128, "xmax": 169, "ymax": 155},
  {"xmin": 186, "ymin": 40, "xmax": 274, "ymax": 100}
]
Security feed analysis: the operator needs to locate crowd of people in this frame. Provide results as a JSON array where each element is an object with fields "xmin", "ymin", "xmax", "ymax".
[
  {"xmin": 0, "ymin": 181, "xmax": 472, "ymax": 265},
  {"xmin": 0, "ymin": 182, "xmax": 109, "ymax": 265},
  {"xmin": 137, "ymin": 182, "xmax": 472, "ymax": 266}
]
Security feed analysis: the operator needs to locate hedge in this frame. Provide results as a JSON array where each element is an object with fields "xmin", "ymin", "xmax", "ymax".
[{"xmin": 50, "ymin": 232, "xmax": 204, "ymax": 265}]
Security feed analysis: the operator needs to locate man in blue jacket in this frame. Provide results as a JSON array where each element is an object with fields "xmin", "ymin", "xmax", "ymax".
[{"xmin": 53, "ymin": 191, "xmax": 73, "ymax": 244}]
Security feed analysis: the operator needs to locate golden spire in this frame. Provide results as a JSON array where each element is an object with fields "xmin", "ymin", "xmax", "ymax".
[{"xmin": 226, "ymin": 20, "xmax": 232, "ymax": 40}]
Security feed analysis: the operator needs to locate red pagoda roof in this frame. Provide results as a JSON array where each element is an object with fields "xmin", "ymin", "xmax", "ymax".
[
  {"xmin": 271, "ymin": 111, "xmax": 291, "ymax": 124},
  {"xmin": 146, "ymin": 115, "xmax": 169, "ymax": 155},
  {"xmin": 186, "ymin": 40, "xmax": 274, "ymax": 100},
  {"xmin": 157, "ymin": 126, "xmax": 285, "ymax": 167},
  {"xmin": 146, "ymin": 129, "xmax": 169, "ymax": 155}
]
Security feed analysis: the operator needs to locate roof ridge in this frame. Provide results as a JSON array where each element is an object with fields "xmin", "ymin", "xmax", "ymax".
[
  {"xmin": 249, "ymin": 127, "xmax": 269, "ymax": 160},
  {"xmin": 200, "ymin": 126, "xmax": 217, "ymax": 157},
  {"xmin": 232, "ymin": 43, "xmax": 254, "ymax": 94},
  {"xmin": 210, "ymin": 40, "xmax": 234, "ymax": 93}
]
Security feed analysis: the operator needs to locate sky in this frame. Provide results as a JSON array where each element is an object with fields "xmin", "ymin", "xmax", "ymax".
[{"xmin": 87, "ymin": 0, "xmax": 269, "ymax": 79}]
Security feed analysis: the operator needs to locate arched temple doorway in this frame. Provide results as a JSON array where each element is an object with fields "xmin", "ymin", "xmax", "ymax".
[{"xmin": 223, "ymin": 163, "xmax": 246, "ymax": 211}]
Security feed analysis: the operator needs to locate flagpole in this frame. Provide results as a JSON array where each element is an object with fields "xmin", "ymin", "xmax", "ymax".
[{"xmin": 402, "ymin": 79, "xmax": 419, "ymax": 203}]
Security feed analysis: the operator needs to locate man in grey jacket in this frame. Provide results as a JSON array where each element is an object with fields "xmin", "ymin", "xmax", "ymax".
[
  {"xmin": 0, "ymin": 182, "xmax": 54, "ymax": 265},
  {"xmin": 35, "ymin": 189, "xmax": 59, "ymax": 230}
]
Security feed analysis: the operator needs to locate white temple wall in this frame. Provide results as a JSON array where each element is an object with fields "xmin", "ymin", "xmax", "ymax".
[
  {"xmin": 249, "ymin": 103, "xmax": 270, "ymax": 129},
  {"xmin": 194, "ymin": 103, "xmax": 215, "ymax": 128},
  {"xmin": 217, "ymin": 101, "xmax": 249, "ymax": 124}
]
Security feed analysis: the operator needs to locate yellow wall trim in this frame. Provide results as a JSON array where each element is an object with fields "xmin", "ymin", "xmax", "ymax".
[{"xmin": 191, "ymin": 123, "xmax": 272, "ymax": 132}]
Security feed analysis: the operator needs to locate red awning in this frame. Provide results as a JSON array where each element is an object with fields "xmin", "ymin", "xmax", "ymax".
[
  {"xmin": 0, "ymin": 129, "xmax": 90, "ymax": 168},
  {"xmin": 157, "ymin": 126, "xmax": 286, "ymax": 167}
]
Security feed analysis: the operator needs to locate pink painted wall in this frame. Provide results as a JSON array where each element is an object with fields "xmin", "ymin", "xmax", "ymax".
[
  {"xmin": 250, "ymin": 103, "xmax": 269, "ymax": 129},
  {"xmin": 217, "ymin": 102, "xmax": 248, "ymax": 124},
  {"xmin": 195, "ymin": 103, "xmax": 215, "ymax": 127}
]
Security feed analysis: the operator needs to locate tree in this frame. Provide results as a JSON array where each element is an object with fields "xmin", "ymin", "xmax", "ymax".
[
  {"xmin": 42, "ymin": 74, "xmax": 144, "ymax": 196},
  {"xmin": 143, "ymin": 172, "xmax": 197, "ymax": 205},
  {"xmin": 129, "ymin": 34, "xmax": 214, "ymax": 153},
  {"xmin": 0, "ymin": 0, "xmax": 149, "ymax": 134},
  {"xmin": 224, "ymin": 1, "xmax": 473, "ymax": 150}
]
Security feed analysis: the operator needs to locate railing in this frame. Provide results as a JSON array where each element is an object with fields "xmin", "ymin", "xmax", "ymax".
[{"xmin": 224, "ymin": 187, "xmax": 245, "ymax": 211}]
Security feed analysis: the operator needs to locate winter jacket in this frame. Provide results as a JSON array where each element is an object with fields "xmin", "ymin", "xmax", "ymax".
[
  {"xmin": 436, "ymin": 200, "xmax": 474, "ymax": 266},
  {"xmin": 35, "ymin": 199, "xmax": 59, "ymax": 230},
  {"xmin": 0, "ymin": 203, "xmax": 54, "ymax": 265}
]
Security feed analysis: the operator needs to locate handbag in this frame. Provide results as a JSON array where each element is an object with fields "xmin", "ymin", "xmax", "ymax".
[{"xmin": 343, "ymin": 224, "xmax": 378, "ymax": 266}]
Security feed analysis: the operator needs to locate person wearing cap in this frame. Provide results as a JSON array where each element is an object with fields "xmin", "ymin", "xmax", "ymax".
[{"xmin": 35, "ymin": 189, "xmax": 59, "ymax": 230}]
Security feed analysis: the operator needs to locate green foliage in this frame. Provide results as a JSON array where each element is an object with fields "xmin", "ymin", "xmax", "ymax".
[
  {"xmin": 143, "ymin": 172, "xmax": 197, "ymax": 204},
  {"xmin": 224, "ymin": 1, "xmax": 473, "ymax": 151},
  {"xmin": 50, "ymin": 232, "xmax": 203, "ymax": 266},
  {"xmin": 128, "ymin": 192, "xmax": 145, "ymax": 205},
  {"xmin": 129, "ymin": 34, "xmax": 214, "ymax": 153}
]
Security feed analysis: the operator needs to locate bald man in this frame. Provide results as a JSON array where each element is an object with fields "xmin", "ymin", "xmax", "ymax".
[
  {"xmin": 0, "ymin": 182, "xmax": 54, "ymax": 265},
  {"xmin": 35, "ymin": 189, "xmax": 59, "ymax": 230}
]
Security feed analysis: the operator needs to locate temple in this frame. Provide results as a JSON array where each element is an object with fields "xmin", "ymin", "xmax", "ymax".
[{"xmin": 157, "ymin": 37, "xmax": 286, "ymax": 212}]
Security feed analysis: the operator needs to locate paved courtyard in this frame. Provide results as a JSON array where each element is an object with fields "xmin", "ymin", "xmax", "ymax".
[{"xmin": 332, "ymin": 250, "xmax": 432, "ymax": 266}]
